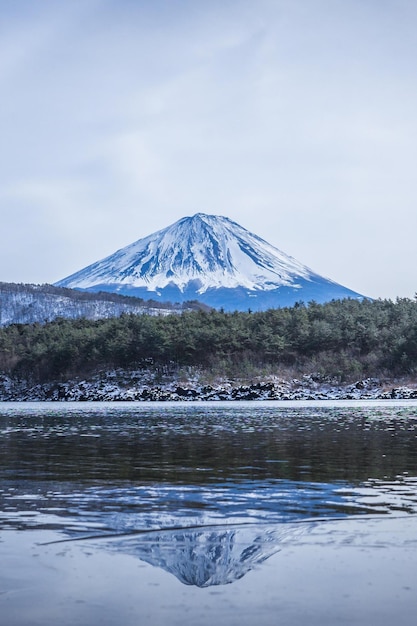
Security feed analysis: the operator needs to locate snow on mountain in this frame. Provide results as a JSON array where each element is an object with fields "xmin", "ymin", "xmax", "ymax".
[
  {"xmin": 57, "ymin": 214, "xmax": 311, "ymax": 292},
  {"xmin": 56, "ymin": 213, "xmax": 365, "ymax": 311},
  {"xmin": 0, "ymin": 283, "xmax": 187, "ymax": 327}
]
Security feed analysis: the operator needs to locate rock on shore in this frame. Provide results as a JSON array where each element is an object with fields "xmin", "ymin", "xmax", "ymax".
[{"xmin": 1, "ymin": 370, "xmax": 417, "ymax": 402}]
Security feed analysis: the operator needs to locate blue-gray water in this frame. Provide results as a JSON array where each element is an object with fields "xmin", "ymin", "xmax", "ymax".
[{"xmin": 1, "ymin": 400, "xmax": 417, "ymax": 625}]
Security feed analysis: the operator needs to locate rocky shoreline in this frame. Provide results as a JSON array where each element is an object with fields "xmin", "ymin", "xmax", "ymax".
[{"xmin": 1, "ymin": 370, "xmax": 417, "ymax": 402}]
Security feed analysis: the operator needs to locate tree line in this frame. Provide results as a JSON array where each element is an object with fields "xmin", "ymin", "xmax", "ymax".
[{"xmin": 1, "ymin": 297, "xmax": 416, "ymax": 383}]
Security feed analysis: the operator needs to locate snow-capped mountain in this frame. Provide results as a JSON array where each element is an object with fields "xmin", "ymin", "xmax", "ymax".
[{"xmin": 56, "ymin": 213, "xmax": 364, "ymax": 311}]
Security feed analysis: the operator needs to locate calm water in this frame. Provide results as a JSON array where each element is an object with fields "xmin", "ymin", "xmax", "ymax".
[{"xmin": 1, "ymin": 400, "xmax": 417, "ymax": 625}]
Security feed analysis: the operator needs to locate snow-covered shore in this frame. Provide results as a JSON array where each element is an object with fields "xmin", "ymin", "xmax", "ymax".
[{"xmin": 1, "ymin": 370, "xmax": 416, "ymax": 402}]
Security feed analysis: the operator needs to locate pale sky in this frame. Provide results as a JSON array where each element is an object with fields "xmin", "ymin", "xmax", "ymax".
[{"xmin": 1, "ymin": 0, "xmax": 417, "ymax": 300}]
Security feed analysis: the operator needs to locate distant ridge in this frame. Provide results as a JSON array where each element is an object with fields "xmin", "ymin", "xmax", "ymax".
[
  {"xmin": 56, "ymin": 213, "xmax": 365, "ymax": 311},
  {"xmin": 0, "ymin": 282, "xmax": 203, "ymax": 327}
]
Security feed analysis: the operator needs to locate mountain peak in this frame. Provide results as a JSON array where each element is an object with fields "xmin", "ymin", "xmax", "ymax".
[{"xmin": 55, "ymin": 214, "xmax": 364, "ymax": 311}]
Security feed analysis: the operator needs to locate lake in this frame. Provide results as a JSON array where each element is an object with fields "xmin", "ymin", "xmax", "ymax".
[{"xmin": 1, "ymin": 400, "xmax": 417, "ymax": 625}]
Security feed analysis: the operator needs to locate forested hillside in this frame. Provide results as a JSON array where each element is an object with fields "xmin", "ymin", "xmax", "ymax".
[
  {"xmin": 1, "ymin": 297, "xmax": 416, "ymax": 383},
  {"xmin": 0, "ymin": 282, "xmax": 201, "ymax": 326}
]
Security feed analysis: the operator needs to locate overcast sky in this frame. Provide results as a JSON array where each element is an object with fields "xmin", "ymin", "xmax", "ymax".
[{"xmin": 1, "ymin": 0, "xmax": 417, "ymax": 300}]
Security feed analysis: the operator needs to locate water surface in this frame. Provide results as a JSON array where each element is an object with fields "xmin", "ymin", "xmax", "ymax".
[{"xmin": 1, "ymin": 401, "xmax": 417, "ymax": 624}]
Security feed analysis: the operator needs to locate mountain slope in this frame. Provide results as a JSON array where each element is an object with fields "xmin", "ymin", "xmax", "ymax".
[
  {"xmin": 56, "ymin": 213, "xmax": 365, "ymax": 311},
  {"xmin": 0, "ymin": 283, "xmax": 194, "ymax": 327}
]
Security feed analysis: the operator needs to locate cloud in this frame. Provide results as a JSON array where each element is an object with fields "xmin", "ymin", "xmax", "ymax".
[{"xmin": 1, "ymin": 0, "xmax": 417, "ymax": 298}]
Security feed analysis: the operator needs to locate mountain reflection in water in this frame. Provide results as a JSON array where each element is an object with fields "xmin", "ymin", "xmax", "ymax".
[
  {"xmin": 99, "ymin": 523, "xmax": 308, "ymax": 587},
  {"xmin": 1, "ymin": 402, "xmax": 417, "ymax": 593}
]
